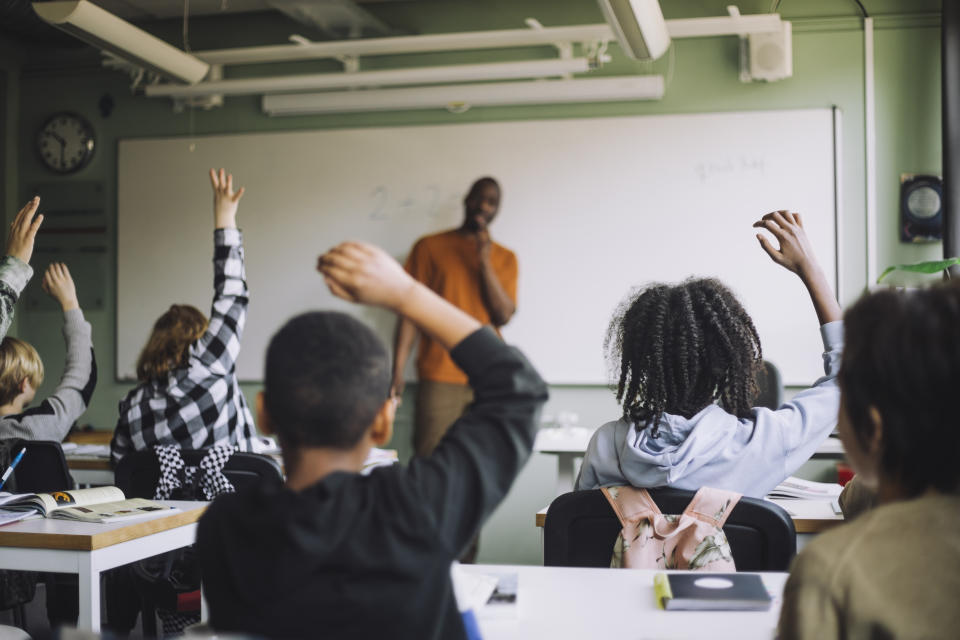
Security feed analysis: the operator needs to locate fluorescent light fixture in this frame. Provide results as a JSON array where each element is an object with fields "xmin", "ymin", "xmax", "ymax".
[
  {"xmin": 262, "ymin": 76, "xmax": 665, "ymax": 116},
  {"xmin": 145, "ymin": 58, "xmax": 598, "ymax": 98},
  {"xmin": 196, "ymin": 24, "xmax": 617, "ymax": 65},
  {"xmin": 32, "ymin": 0, "xmax": 209, "ymax": 84},
  {"xmin": 597, "ymin": 0, "xmax": 671, "ymax": 61}
]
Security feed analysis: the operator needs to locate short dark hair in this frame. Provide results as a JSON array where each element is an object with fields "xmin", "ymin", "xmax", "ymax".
[
  {"xmin": 264, "ymin": 312, "xmax": 391, "ymax": 450},
  {"xmin": 839, "ymin": 282, "xmax": 960, "ymax": 496},
  {"xmin": 606, "ymin": 278, "xmax": 763, "ymax": 436},
  {"xmin": 466, "ymin": 177, "xmax": 500, "ymax": 201}
]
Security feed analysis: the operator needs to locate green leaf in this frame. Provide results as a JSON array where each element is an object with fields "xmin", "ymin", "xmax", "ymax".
[{"xmin": 876, "ymin": 258, "xmax": 960, "ymax": 283}]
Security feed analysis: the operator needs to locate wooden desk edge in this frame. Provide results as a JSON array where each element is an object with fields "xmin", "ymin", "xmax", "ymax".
[
  {"xmin": 0, "ymin": 505, "xmax": 208, "ymax": 551},
  {"xmin": 66, "ymin": 458, "xmax": 112, "ymax": 470}
]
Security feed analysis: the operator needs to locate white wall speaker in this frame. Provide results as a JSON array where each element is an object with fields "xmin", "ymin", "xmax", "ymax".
[{"xmin": 747, "ymin": 22, "xmax": 792, "ymax": 82}]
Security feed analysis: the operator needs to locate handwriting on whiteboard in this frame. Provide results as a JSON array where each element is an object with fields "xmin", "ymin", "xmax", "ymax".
[
  {"xmin": 368, "ymin": 184, "xmax": 454, "ymax": 221},
  {"xmin": 694, "ymin": 156, "xmax": 765, "ymax": 183}
]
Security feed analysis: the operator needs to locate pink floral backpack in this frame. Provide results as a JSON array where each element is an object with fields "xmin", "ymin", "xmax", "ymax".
[{"xmin": 600, "ymin": 486, "xmax": 741, "ymax": 570}]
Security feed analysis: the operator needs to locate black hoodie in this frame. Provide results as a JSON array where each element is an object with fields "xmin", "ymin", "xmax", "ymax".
[{"xmin": 197, "ymin": 327, "xmax": 548, "ymax": 639}]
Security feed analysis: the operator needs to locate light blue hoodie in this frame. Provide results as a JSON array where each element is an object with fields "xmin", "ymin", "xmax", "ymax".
[{"xmin": 576, "ymin": 321, "xmax": 843, "ymax": 499}]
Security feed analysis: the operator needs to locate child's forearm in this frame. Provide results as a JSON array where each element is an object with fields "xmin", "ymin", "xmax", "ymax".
[
  {"xmin": 800, "ymin": 263, "xmax": 842, "ymax": 325},
  {"xmin": 396, "ymin": 283, "xmax": 481, "ymax": 351}
]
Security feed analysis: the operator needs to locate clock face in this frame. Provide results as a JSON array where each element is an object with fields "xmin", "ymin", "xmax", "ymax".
[{"xmin": 37, "ymin": 113, "xmax": 96, "ymax": 174}]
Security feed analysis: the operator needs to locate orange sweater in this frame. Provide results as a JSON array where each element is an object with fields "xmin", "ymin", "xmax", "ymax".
[{"xmin": 405, "ymin": 230, "xmax": 517, "ymax": 384}]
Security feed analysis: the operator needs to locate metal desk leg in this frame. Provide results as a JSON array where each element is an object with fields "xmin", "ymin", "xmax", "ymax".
[
  {"xmin": 77, "ymin": 553, "xmax": 101, "ymax": 632},
  {"xmin": 556, "ymin": 453, "xmax": 580, "ymax": 496}
]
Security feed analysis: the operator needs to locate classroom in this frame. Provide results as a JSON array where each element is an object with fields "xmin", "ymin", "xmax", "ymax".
[{"xmin": 0, "ymin": 0, "xmax": 956, "ymax": 638}]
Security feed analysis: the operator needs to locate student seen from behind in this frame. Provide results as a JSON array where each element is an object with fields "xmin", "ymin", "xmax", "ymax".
[
  {"xmin": 778, "ymin": 282, "xmax": 960, "ymax": 639},
  {"xmin": 197, "ymin": 241, "xmax": 548, "ymax": 639},
  {"xmin": 576, "ymin": 210, "xmax": 843, "ymax": 497},
  {"xmin": 111, "ymin": 168, "xmax": 258, "ymax": 464},
  {"xmin": 0, "ymin": 262, "xmax": 96, "ymax": 440}
]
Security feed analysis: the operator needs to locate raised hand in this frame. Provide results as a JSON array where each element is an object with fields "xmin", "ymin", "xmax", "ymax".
[
  {"xmin": 7, "ymin": 197, "xmax": 44, "ymax": 264},
  {"xmin": 209, "ymin": 168, "xmax": 245, "ymax": 229},
  {"xmin": 753, "ymin": 210, "xmax": 841, "ymax": 325},
  {"xmin": 753, "ymin": 210, "xmax": 820, "ymax": 277},
  {"xmin": 41, "ymin": 262, "xmax": 79, "ymax": 311},
  {"xmin": 317, "ymin": 242, "xmax": 417, "ymax": 310}
]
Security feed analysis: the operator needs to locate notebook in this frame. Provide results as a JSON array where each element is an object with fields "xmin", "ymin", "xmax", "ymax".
[{"xmin": 655, "ymin": 573, "xmax": 772, "ymax": 611}]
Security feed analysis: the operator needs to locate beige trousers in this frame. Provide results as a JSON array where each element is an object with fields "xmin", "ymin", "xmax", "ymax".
[
  {"xmin": 413, "ymin": 379, "xmax": 479, "ymax": 563},
  {"xmin": 413, "ymin": 380, "xmax": 475, "ymax": 457}
]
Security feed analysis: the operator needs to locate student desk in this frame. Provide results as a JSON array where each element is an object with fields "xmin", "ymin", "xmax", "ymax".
[
  {"xmin": 67, "ymin": 457, "xmax": 114, "ymax": 487},
  {"xmin": 462, "ymin": 564, "xmax": 788, "ymax": 639},
  {"xmin": 535, "ymin": 428, "xmax": 846, "ymax": 496},
  {"xmin": 0, "ymin": 501, "xmax": 206, "ymax": 632}
]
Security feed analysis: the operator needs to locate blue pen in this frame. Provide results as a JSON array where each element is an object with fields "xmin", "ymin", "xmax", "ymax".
[{"xmin": 0, "ymin": 448, "xmax": 26, "ymax": 492}]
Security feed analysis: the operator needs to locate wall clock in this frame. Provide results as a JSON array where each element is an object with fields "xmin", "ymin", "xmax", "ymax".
[
  {"xmin": 36, "ymin": 112, "xmax": 96, "ymax": 174},
  {"xmin": 900, "ymin": 173, "xmax": 942, "ymax": 243}
]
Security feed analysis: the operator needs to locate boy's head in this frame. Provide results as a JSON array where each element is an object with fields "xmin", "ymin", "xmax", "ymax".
[
  {"xmin": 261, "ymin": 312, "xmax": 394, "ymax": 452},
  {"xmin": 136, "ymin": 304, "xmax": 208, "ymax": 382},
  {"xmin": 606, "ymin": 277, "xmax": 763, "ymax": 435},
  {"xmin": 0, "ymin": 337, "xmax": 44, "ymax": 407},
  {"xmin": 838, "ymin": 283, "xmax": 960, "ymax": 497}
]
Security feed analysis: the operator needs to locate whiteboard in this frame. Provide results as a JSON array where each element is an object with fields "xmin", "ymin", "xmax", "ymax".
[{"xmin": 118, "ymin": 109, "xmax": 838, "ymax": 385}]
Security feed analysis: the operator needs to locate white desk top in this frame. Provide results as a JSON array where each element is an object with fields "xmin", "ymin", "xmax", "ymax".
[
  {"xmin": 534, "ymin": 427, "xmax": 845, "ymax": 457},
  {"xmin": 462, "ymin": 564, "xmax": 788, "ymax": 639}
]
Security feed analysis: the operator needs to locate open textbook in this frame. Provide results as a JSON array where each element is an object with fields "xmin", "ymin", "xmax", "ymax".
[
  {"xmin": 766, "ymin": 476, "xmax": 843, "ymax": 500},
  {"xmin": 0, "ymin": 487, "xmax": 175, "ymax": 523}
]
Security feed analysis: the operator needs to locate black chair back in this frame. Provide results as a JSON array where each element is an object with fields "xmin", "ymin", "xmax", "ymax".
[
  {"xmin": 544, "ymin": 487, "xmax": 796, "ymax": 571},
  {"xmin": 114, "ymin": 449, "xmax": 284, "ymax": 499},
  {"xmin": 1, "ymin": 439, "xmax": 74, "ymax": 493},
  {"xmin": 756, "ymin": 360, "xmax": 784, "ymax": 410}
]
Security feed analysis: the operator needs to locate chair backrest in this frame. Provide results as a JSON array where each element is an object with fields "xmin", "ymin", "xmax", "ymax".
[
  {"xmin": 756, "ymin": 360, "xmax": 784, "ymax": 410},
  {"xmin": 1, "ymin": 439, "xmax": 74, "ymax": 493},
  {"xmin": 544, "ymin": 487, "xmax": 796, "ymax": 571},
  {"xmin": 114, "ymin": 449, "xmax": 284, "ymax": 499}
]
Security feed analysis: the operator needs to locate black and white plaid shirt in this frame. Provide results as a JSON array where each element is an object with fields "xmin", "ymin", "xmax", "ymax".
[{"xmin": 111, "ymin": 229, "xmax": 257, "ymax": 464}]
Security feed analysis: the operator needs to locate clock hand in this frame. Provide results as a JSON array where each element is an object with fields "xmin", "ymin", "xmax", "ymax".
[{"xmin": 49, "ymin": 132, "xmax": 67, "ymax": 147}]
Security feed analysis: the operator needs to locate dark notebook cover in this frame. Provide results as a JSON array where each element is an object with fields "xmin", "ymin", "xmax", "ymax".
[{"xmin": 659, "ymin": 573, "xmax": 773, "ymax": 611}]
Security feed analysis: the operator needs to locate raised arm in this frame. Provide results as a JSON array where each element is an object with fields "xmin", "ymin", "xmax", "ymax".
[
  {"xmin": 754, "ymin": 210, "xmax": 842, "ymax": 325},
  {"xmin": 753, "ymin": 211, "xmax": 843, "ymax": 479},
  {"xmin": 0, "ymin": 197, "xmax": 44, "ymax": 339},
  {"xmin": 319, "ymin": 242, "xmax": 547, "ymax": 556},
  {"xmin": 9, "ymin": 263, "xmax": 96, "ymax": 441},
  {"xmin": 195, "ymin": 168, "xmax": 249, "ymax": 376}
]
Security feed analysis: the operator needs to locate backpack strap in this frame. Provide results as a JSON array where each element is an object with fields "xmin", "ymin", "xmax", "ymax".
[
  {"xmin": 601, "ymin": 485, "xmax": 662, "ymax": 526},
  {"xmin": 682, "ymin": 487, "xmax": 742, "ymax": 528},
  {"xmin": 154, "ymin": 445, "xmax": 187, "ymax": 500},
  {"xmin": 196, "ymin": 446, "xmax": 237, "ymax": 499}
]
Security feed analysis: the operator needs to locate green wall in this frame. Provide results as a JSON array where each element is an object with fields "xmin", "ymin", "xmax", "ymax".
[{"xmin": 1, "ymin": 0, "xmax": 944, "ymax": 565}]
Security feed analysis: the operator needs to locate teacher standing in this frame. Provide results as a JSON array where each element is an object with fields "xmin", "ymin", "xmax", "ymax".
[{"xmin": 392, "ymin": 177, "xmax": 518, "ymax": 458}]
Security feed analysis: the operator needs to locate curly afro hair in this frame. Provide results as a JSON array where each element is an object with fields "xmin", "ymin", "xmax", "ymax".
[{"xmin": 606, "ymin": 278, "xmax": 763, "ymax": 436}]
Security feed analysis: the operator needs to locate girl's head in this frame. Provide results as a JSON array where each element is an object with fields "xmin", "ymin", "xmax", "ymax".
[
  {"xmin": 136, "ymin": 304, "xmax": 208, "ymax": 382},
  {"xmin": 0, "ymin": 337, "xmax": 44, "ymax": 406},
  {"xmin": 838, "ymin": 283, "xmax": 960, "ymax": 497},
  {"xmin": 606, "ymin": 278, "xmax": 762, "ymax": 435}
]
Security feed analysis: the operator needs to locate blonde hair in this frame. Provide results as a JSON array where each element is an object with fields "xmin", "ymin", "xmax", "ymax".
[
  {"xmin": 0, "ymin": 338, "xmax": 44, "ymax": 405},
  {"xmin": 136, "ymin": 304, "xmax": 208, "ymax": 382}
]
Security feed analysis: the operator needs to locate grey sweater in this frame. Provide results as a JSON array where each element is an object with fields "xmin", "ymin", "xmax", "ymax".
[
  {"xmin": 0, "ymin": 256, "xmax": 33, "ymax": 340},
  {"xmin": 0, "ymin": 309, "xmax": 96, "ymax": 441}
]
